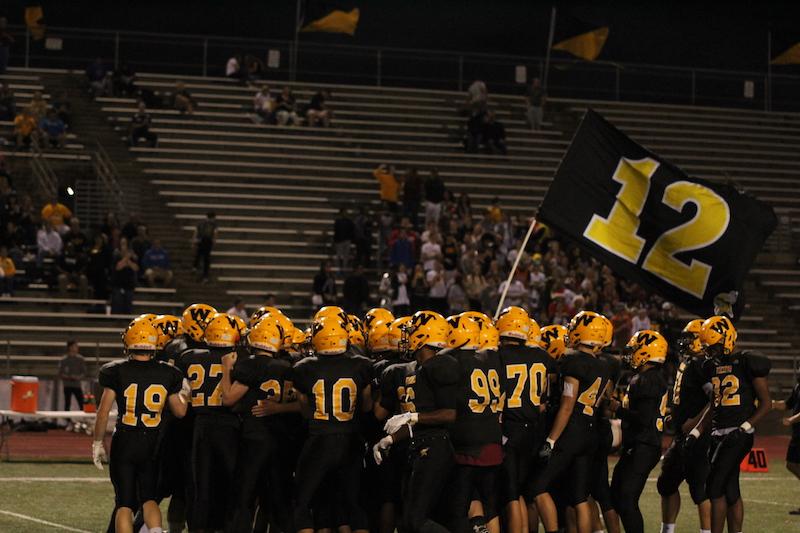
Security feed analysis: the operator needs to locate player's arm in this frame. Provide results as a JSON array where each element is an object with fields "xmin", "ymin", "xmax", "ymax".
[
  {"xmin": 417, "ymin": 407, "xmax": 456, "ymax": 425},
  {"xmin": 167, "ymin": 391, "xmax": 188, "ymax": 418},
  {"xmin": 93, "ymin": 387, "xmax": 116, "ymax": 443},
  {"xmin": 220, "ymin": 352, "xmax": 245, "ymax": 406},
  {"xmin": 361, "ymin": 383, "xmax": 373, "ymax": 412},
  {"xmin": 547, "ymin": 375, "xmax": 579, "ymax": 444},
  {"xmin": 783, "ymin": 411, "xmax": 800, "ymax": 426},
  {"xmin": 373, "ymin": 394, "xmax": 391, "ymax": 421},
  {"xmin": 747, "ymin": 376, "xmax": 772, "ymax": 429}
]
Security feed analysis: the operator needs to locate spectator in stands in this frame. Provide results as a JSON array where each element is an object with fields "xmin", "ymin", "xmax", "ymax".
[
  {"xmin": 141, "ymin": 239, "xmax": 173, "ymax": 287},
  {"xmin": 390, "ymin": 264, "xmax": 412, "ymax": 316},
  {"xmin": 86, "ymin": 234, "xmax": 111, "ymax": 302},
  {"xmin": 41, "ymin": 196, "xmax": 71, "ymax": 233},
  {"xmin": 113, "ymin": 63, "xmax": 137, "ymax": 96},
  {"xmin": 0, "ymin": 18, "xmax": 12, "ymax": 75},
  {"xmin": 486, "ymin": 197, "xmax": 503, "ymax": 223},
  {"xmin": 410, "ymin": 263, "xmax": 428, "ymax": 310},
  {"xmin": 464, "ymin": 263, "xmax": 487, "ymax": 311},
  {"xmin": 100, "ymin": 212, "xmax": 121, "ymax": 247},
  {"xmin": 611, "ymin": 302, "xmax": 633, "ymax": 349},
  {"xmin": 353, "ymin": 206, "xmax": 372, "ymax": 268},
  {"xmin": 0, "ymin": 245, "xmax": 15, "ymax": 296},
  {"xmin": 57, "ymin": 239, "xmax": 89, "ymax": 298},
  {"xmin": 130, "ymin": 224, "xmax": 151, "ymax": 262},
  {"xmin": 465, "ymin": 79, "xmax": 488, "ymax": 113},
  {"xmin": 306, "ymin": 89, "xmax": 332, "ymax": 127},
  {"xmin": 111, "ymin": 237, "xmax": 138, "ymax": 313},
  {"xmin": 275, "ymin": 86, "xmax": 300, "ymax": 126},
  {"xmin": 374, "ymin": 164, "xmax": 399, "ymax": 212},
  {"xmin": 129, "ymin": 102, "xmax": 158, "ymax": 147},
  {"xmin": 264, "ymin": 293, "xmax": 277, "ymax": 307},
  {"xmin": 59, "ymin": 340, "xmax": 86, "ymax": 411},
  {"xmin": 403, "ymin": 167, "xmax": 423, "ymax": 227},
  {"xmin": 424, "ymin": 168, "xmax": 445, "ymax": 227},
  {"xmin": 36, "ymin": 220, "xmax": 62, "ymax": 267},
  {"xmin": 27, "ymin": 91, "xmax": 47, "ymax": 121},
  {"xmin": 421, "ymin": 233, "xmax": 443, "ymax": 272},
  {"xmin": 312, "ymin": 260, "xmax": 337, "ymax": 308},
  {"xmin": 50, "ymin": 92, "xmax": 72, "ymax": 128},
  {"xmin": 39, "ymin": 109, "xmax": 67, "ymax": 149},
  {"xmin": 426, "ymin": 261, "xmax": 448, "ymax": 315},
  {"xmin": 226, "ymin": 298, "xmax": 249, "ymax": 320},
  {"xmin": 389, "ymin": 227, "xmax": 414, "ymax": 269},
  {"xmin": 483, "ymin": 111, "xmax": 507, "ymax": 154},
  {"xmin": 343, "ymin": 264, "xmax": 370, "ymax": 315},
  {"xmin": 447, "ymin": 273, "xmax": 469, "ymax": 314},
  {"xmin": 121, "ymin": 213, "xmax": 143, "ymax": 242},
  {"xmin": 464, "ymin": 110, "xmax": 485, "ymax": 153},
  {"xmin": 226, "ymin": 54, "xmax": 243, "ymax": 80},
  {"xmin": 13, "ymin": 108, "xmax": 37, "ymax": 149},
  {"xmin": 253, "ymin": 84, "xmax": 275, "ymax": 124},
  {"xmin": 456, "ymin": 193, "xmax": 472, "ymax": 221},
  {"xmin": 526, "ymin": 77, "xmax": 545, "ymax": 130},
  {"xmin": 86, "ymin": 58, "xmax": 111, "ymax": 97},
  {"xmin": 333, "ymin": 208, "xmax": 355, "ymax": 274},
  {"xmin": 173, "ymin": 82, "xmax": 197, "ymax": 115},
  {"xmin": 192, "ymin": 211, "xmax": 217, "ymax": 284},
  {"xmin": 244, "ymin": 54, "xmax": 266, "ymax": 81},
  {"xmin": 631, "ymin": 306, "xmax": 652, "ymax": 332},
  {"xmin": 0, "ymin": 82, "xmax": 16, "ymax": 121}
]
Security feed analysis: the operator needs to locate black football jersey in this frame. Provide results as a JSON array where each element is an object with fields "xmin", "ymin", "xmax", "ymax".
[
  {"xmin": 402, "ymin": 353, "xmax": 460, "ymax": 438},
  {"xmin": 231, "ymin": 353, "xmax": 294, "ymax": 421},
  {"xmin": 703, "ymin": 351, "xmax": 771, "ymax": 432},
  {"xmin": 450, "ymin": 349, "xmax": 503, "ymax": 455},
  {"xmin": 292, "ymin": 351, "xmax": 373, "ymax": 435},
  {"xmin": 559, "ymin": 350, "xmax": 611, "ymax": 426},
  {"xmin": 177, "ymin": 346, "xmax": 233, "ymax": 416},
  {"xmin": 619, "ymin": 366, "xmax": 668, "ymax": 447},
  {"xmin": 786, "ymin": 382, "xmax": 800, "ymax": 440},
  {"xmin": 372, "ymin": 353, "xmax": 402, "ymax": 389},
  {"xmin": 158, "ymin": 334, "xmax": 202, "ymax": 366},
  {"xmin": 379, "ymin": 361, "xmax": 416, "ymax": 415},
  {"xmin": 498, "ymin": 344, "xmax": 555, "ymax": 424},
  {"xmin": 99, "ymin": 358, "xmax": 183, "ymax": 431},
  {"xmin": 670, "ymin": 356, "xmax": 708, "ymax": 431}
]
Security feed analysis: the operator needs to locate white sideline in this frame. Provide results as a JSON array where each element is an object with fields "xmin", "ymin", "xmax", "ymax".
[{"xmin": 0, "ymin": 509, "xmax": 92, "ymax": 532}]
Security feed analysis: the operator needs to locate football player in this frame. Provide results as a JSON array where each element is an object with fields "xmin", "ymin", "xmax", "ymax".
[
  {"xmin": 773, "ymin": 370, "xmax": 800, "ymax": 515},
  {"xmin": 496, "ymin": 307, "xmax": 555, "ymax": 533},
  {"xmin": 692, "ymin": 316, "xmax": 771, "ymax": 533},
  {"xmin": 292, "ymin": 314, "xmax": 374, "ymax": 533},
  {"xmin": 532, "ymin": 311, "xmax": 612, "ymax": 533},
  {"xmin": 657, "ymin": 319, "xmax": 712, "ymax": 533},
  {"xmin": 373, "ymin": 310, "xmax": 458, "ymax": 533},
  {"xmin": 609, "ymin": 330, "xmax": 669, "ymax": 533},
  {"xmin": 221, "ymin": 315, "xmax": 296, "ymax": 532},
  {"xmin": 445, "ymin": 314, "xmax": 504, "ymax": 533},
  {"xmin": 177, "ymin": 312, "xmax": 243, "ymax": 530},
  {"xmin": 93, "ymin": 319, "xmax": 188, "ymax": 533}
]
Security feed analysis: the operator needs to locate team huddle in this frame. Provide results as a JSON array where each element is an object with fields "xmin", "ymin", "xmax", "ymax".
[{"xmin": 92, "ymin": 303, "xmax": 772, "ymax": 533}]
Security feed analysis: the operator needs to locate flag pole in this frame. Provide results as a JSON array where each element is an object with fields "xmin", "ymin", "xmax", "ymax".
[
  {"xmin": 766, "ymin": 30, "xmax": 772, "ymax": 111},
  {"xmin": 494, "ymin": 216, "xmax": 538, "ymax": 320},
  {"xmin": 291, "ymin": 0, "xmax": 302, "ymax": 81},
  {"xmin": 542, "ymin": 6, "xmax": 557, "ymax": 93}
]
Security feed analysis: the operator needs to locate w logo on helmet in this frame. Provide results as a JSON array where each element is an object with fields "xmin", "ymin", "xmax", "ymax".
[
  {"xmin": 156, "ymin": 319, "xmax": 179, "ymax": 334},
  {"xmin": 573, "ymin": 314, "xmax": 595, "ymax": 328},
  {"xmin": 541, "ymin": 328, "xmax": 559, "ymax": 343},
  {"xmin": 638, "ymin": 332, "xmax": 659, "ymax": 345},
  {"xmin": 191, "ymin": 308, "xmax": 212, "ymax": 324},
  {"xmin": 710, "ymin": 318, "xmax": 731, "ymax": 335}
]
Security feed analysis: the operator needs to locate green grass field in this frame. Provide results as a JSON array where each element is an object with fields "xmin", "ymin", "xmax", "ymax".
[{"xmin": 0, "ymin": 461, "xmax": 798, "ymax": 532}]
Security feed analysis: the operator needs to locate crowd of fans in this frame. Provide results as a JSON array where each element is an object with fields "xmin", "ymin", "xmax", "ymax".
[
  {"xmin": 0, "ymin": 160, "xmax": 173, "ymax": 310},
  {"xmin": 1, "ymin": 82, "xmax": 71, "ymax": 150},
  {"xmin": 251, "ymin": 84, "xmax": 332, "ymax": 127}
]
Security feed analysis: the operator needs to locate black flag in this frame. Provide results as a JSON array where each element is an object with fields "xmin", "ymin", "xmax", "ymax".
[{"xmin": 538, "ymin": 110, "xmax": 776, "ymax": 317}]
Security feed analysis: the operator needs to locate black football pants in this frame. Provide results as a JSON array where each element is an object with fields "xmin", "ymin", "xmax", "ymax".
[
  {"xmin": 109, "ymin": 429, "xmax": 161, "ymax": 510},
  {"xmin": 499, "ymin": 420, "xmax": 542, "ymax": 505},
  {"xmin": 708, "ymin": 430, "xmax": 754, "ymax": 504},
  {"xmin": 192, "ymin": 414, "xmax": 240, "ymax": 530},
  {"xmin": 610, "ymin": 442, "xmax": 661, "ymax": 533},
  {"xmin": 229, "ymin": 421, "xmax": 278, "ymax": 533},
  {"xmin": 446, "ymin": 464, "xmax": 498, "ymax": 533},
  {"xmin": 657, "ymin": 432, "xmax": 711, "ymax": 504},
  {"xmin": 401, "ymin": 434, "xmax": 454, "ymax": 533}
]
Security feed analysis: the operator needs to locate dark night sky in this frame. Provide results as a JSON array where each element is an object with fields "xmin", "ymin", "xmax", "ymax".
[{"xmin": 4, "ymin": 1, "xmax": 800, "ymax": 73}]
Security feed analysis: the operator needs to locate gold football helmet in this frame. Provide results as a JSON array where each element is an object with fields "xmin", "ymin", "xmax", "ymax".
[
  {"xmin": 700, "ymin": 315, "xmax": 737, "ymax": 355},
  {"xmin": 314, "ymin": 305, "xmax": 348, "ymax": 323},
  {"xmin": 540, "ymin": 325, "xmax": 568, "ymax": 359},
  {"xmin": 123, "ymin": 320, "xmax": 158, "ymax": 352},
  {"xmin": 525, "ymin": 318, "xmax": 542, "ymax": 348},
  {"xmin": 388, "ymin": 316, "xmax": 412, "ymax": 351},
  {"xmin": 248, "ymin": 316, "xmax": 283, "ymax": 353},
  {"xmin": 204, "ymin": 313, "xmax": 242, "ymax": 348},
  {"xmin": 182, "ymin": 304, "xmax": 218, "ymax": 342},
  {"xmin": 446, "ymin": 314, "xmax": 481, "ymax": 351},
  {"xmin": 128, "ymin": 313, "xmax": 156, "ymax": 330},
  {"xmin": 478, "ymin": 321, "xmax": 500, "ymax": 353},
  {"xmin": 568, "ymin": 311, "xmax": 612, "ymax": 350},
  {"xmin": 367, "ymin": 320, "xmax": 392, "ymax": 354},
  {"xmin": 626, "ymin": 330, "xmax": 668, "ymax": 369},
  {"xmin": 365, "ymin": 308, "xmax": 395, "ymax": 331},
  {"xmin": 312, "ymin": 316, "xmax": 349, "ymax": 356},
  {"xmin": 405, "ymin": 311, "xmax": 449, "ymax": 353},
  {"xmin": 151, "ymin": 314, "xmax": 183, "ymax": 351},
  {"xmin": 678, "ymin": 318, "xmax": 705, "ymax": 356},
  {"xmin": 495, "ymin": 306, "xmax": 530, "ymax": 340}
]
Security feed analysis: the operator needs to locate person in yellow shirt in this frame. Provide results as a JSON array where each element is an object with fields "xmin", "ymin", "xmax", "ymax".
[
  {"xmin": 486, "ymin": 196, "xmax": 503, "ymax": 223},
  {"xmin": 0, "ymin": 246, "xmax": 15, "ymax": 296},
  {"xmin": 41, "ymin": 197, "xmax": 72, "ymax": 229},
  {"xmin": 14, "ymin": 109, "xmax": 37, "ymax": 148},
  {"xmin": 373, "ymin": 163, "xmax": 399, "ymax": 212}
]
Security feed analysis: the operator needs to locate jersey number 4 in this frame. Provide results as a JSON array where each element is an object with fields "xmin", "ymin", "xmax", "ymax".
[
  {"xmin": 121, "ymin": 384, "xmax": 167, "ymax": 428},
  {"xmin": 577, "ymin": 377, "xmax": 604, "ymax": 416}
]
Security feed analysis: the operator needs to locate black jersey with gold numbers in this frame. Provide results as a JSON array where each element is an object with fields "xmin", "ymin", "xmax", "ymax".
[
  {"xmin": 231, "ymin": 353, "xmax": 294, "ymax": 423},
  {"xmin": 99, "ymin": 358, "xmax": 183, "ymax": 431},
  {"xmin": 450, "ymin": 349, "xmax": 503, "ymax": 455},
  {"xmin": 703, "ymin": 351, "xmax": 771, "ymax": 432},
  {"xmin": 559, "ymin": 350, "xmax": 611, "ymax": 426},
  {"xmin": 402, "ymin": 353, "xmax": 460, "ymax": 438},
  {"xmin": 619, "ymin": 366, "xmax": 668, "ymax": 447},
  {"xmin": 498, "ymin": 343, "xmax": 555, "ymax": 424},
  {"xmin": 292, "ymin": 352, "xmax": 373, "ymax": 435},
  {"xmin": 670, "ymin": 356, "xmax": 707, "ymax": 431},
  {"xmin": 158, "ymin": 335, "xmax": 202, "ymax": 366},
  {"xmin": 379, "ymin": 361, "xmax": 416, "ymax": 415},
  {"xmin": 176, "ymin": 346, "xmax": 233, "ymax": 417}
]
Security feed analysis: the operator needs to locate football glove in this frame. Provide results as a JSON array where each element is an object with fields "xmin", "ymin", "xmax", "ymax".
[
  {"xmin": 180, "ymin": 378, "xmax": 192, "ymax": 402},
  {"xmin": 539, "ymin": 438, "xmax": 555, "ymax": 460},
  {"xmin": 683, "ymin": 428, "xmax": 701, "ymax": 451},
  {"xmin": 383, "ymin": 412, "xmax": 419, "ymax": 435},
  {"xmin": 92, "ymin": 440, "xmax": 107, "ymax": 471},
  {"xmin": 372, "ymin": 435, "xmax": 394, "ymax": 465}
]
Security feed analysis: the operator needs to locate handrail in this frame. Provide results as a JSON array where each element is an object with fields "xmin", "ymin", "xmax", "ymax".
[
  {"xmin": 29, "ymin": 137, "xmax": 58, "ymax": 199},
  {"xmin": 92, "ymin": 141, "xmax": 125, "ymax": 214}
]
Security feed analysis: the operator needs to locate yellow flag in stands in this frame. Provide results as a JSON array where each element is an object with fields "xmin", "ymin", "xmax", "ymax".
[
  {"xmin": 301, "ymin": 8, "xmax": 360, "ymax": 36},
  {"xmin": 553, "ymin": 26, "xmax": 609, "ymax": 61},
  {"xmin": 772, "ymin": 42, "xmax": 800, "ymax": 65},
  {"xmin": 25, "ymin": 5, "xmax": 45, "ymax": 41}
]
